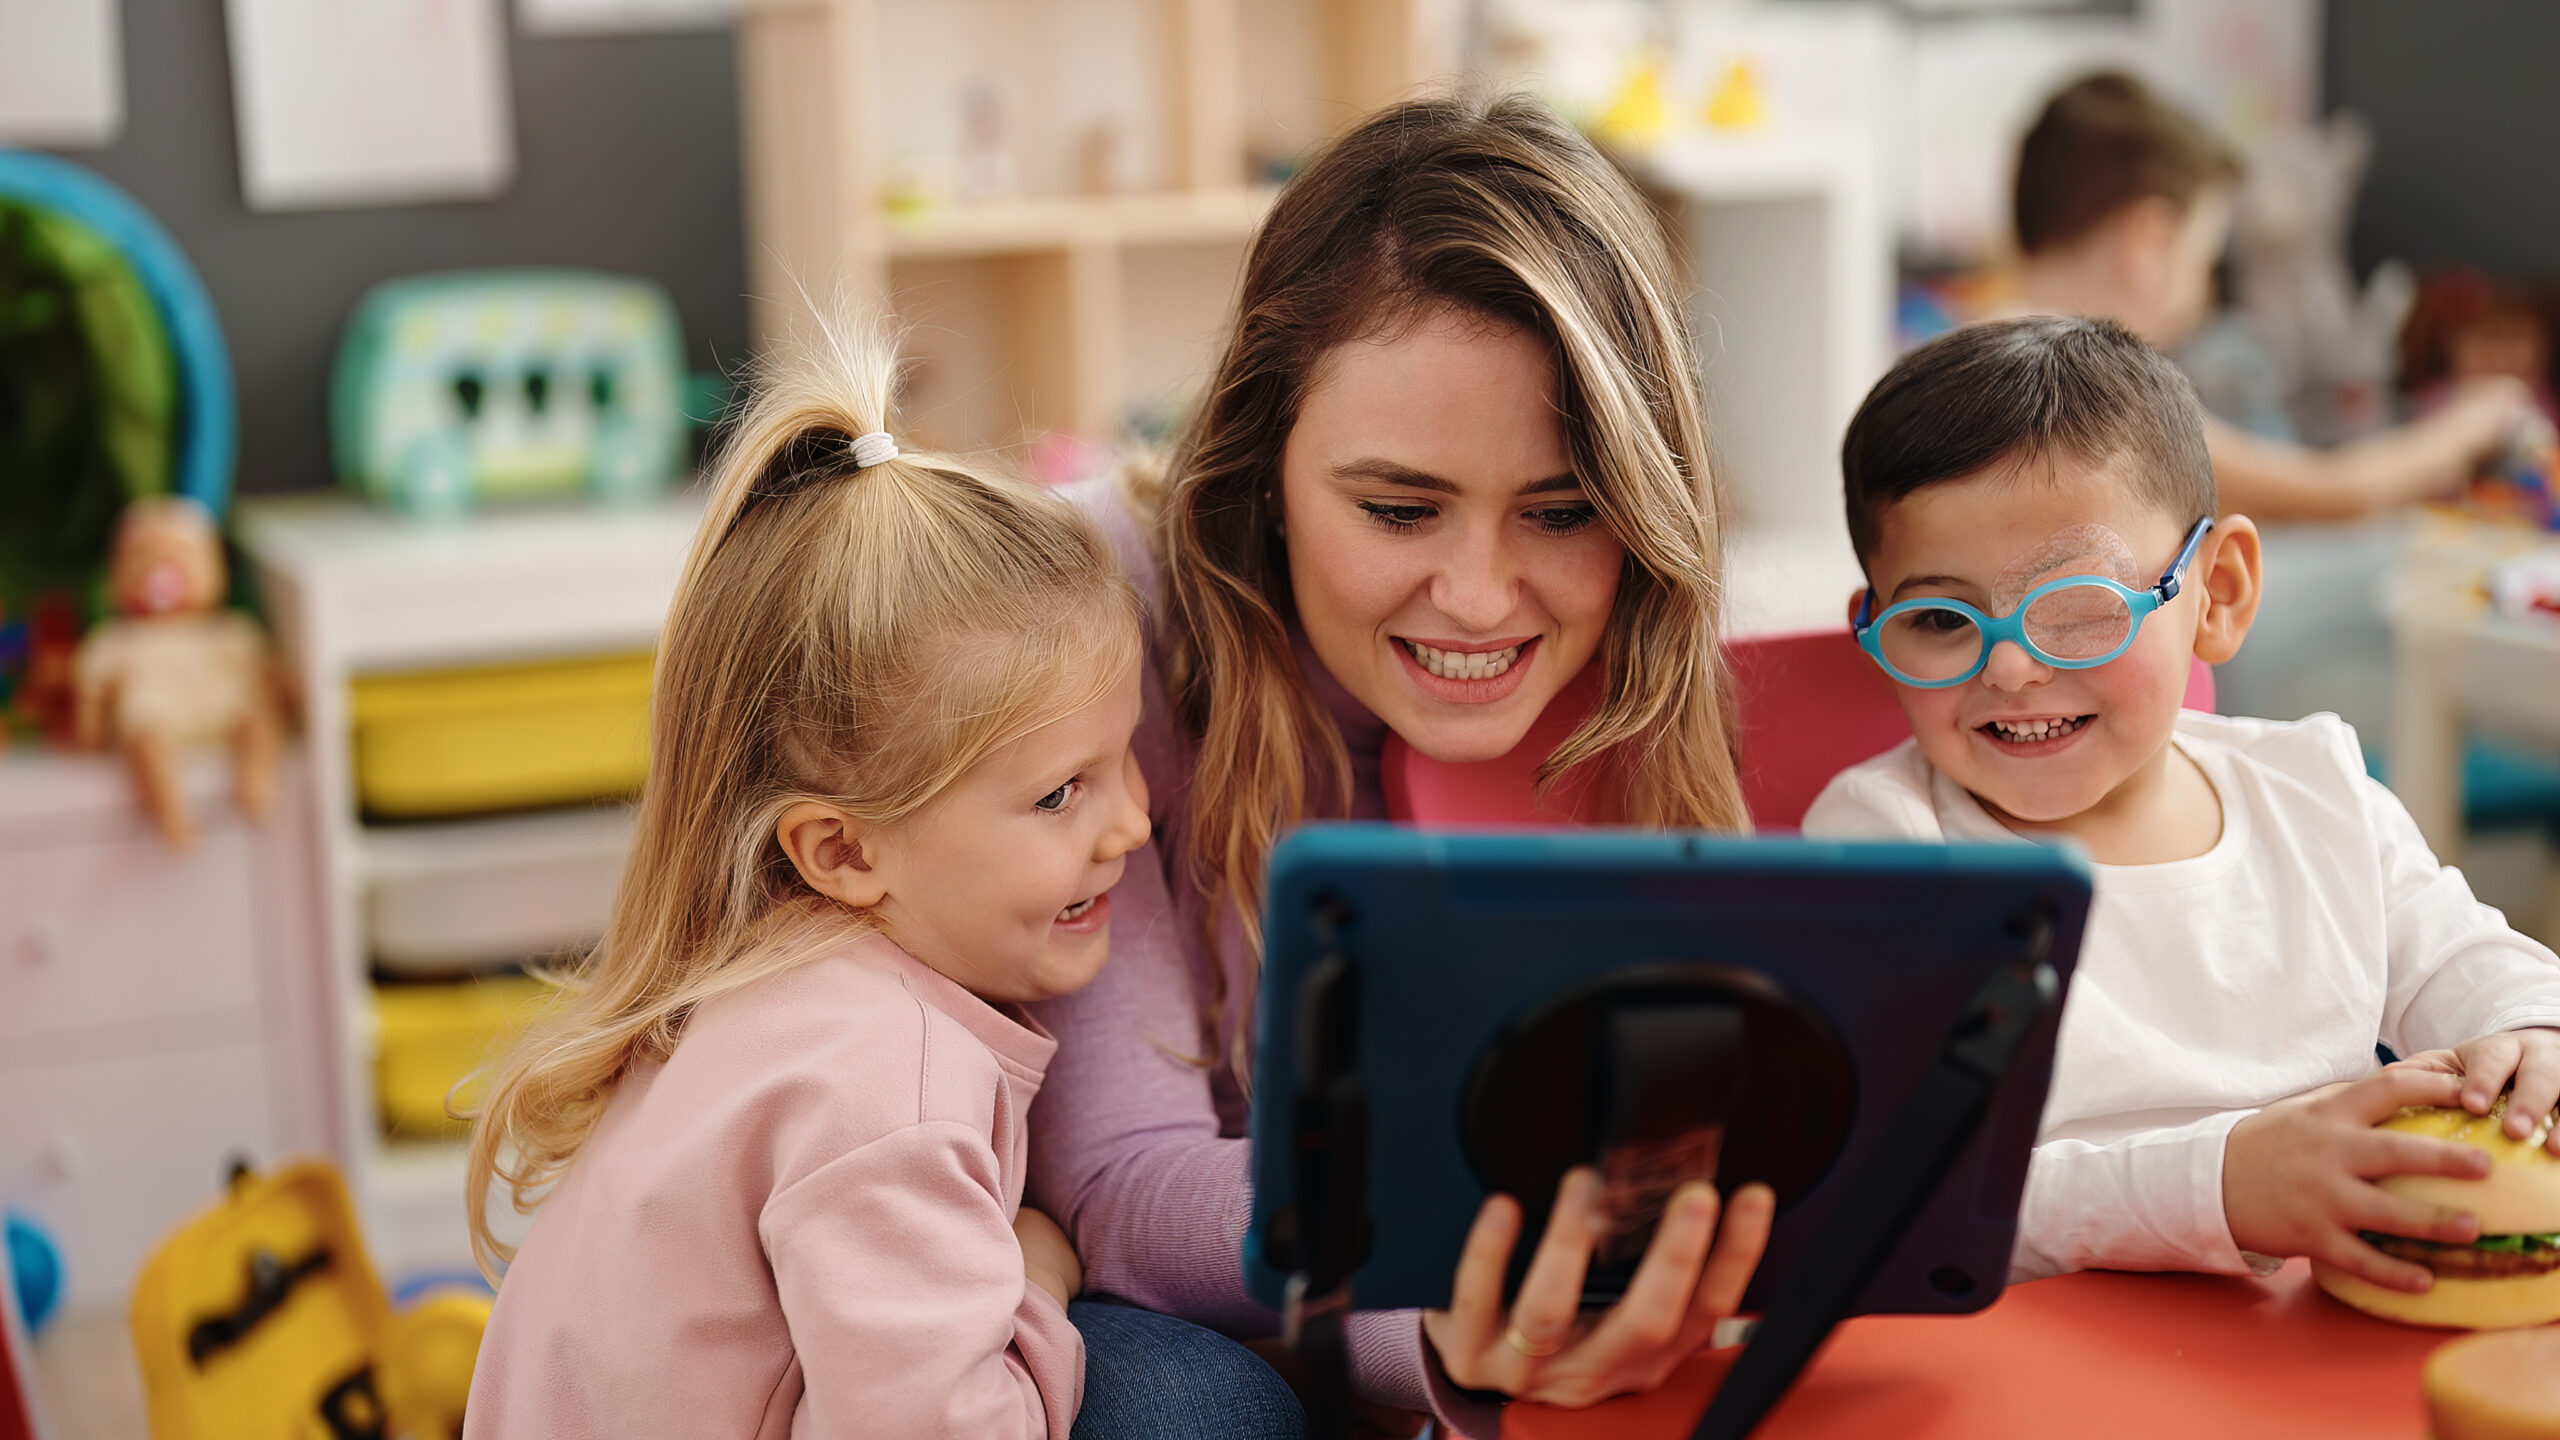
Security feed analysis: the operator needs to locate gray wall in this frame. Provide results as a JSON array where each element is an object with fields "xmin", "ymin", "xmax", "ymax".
[
  {"xmin": 2328, "ymin": 0, "xmax": 2560, "ymax": 280},
  {"xmin": 41, "ymin": 0, "xmax": 749, "ymax": 496}
]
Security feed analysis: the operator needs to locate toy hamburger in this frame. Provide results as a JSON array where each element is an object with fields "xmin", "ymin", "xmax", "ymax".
[{"xmin": 2314, "ymin": 1094, "xmax": 2560, "ymax": 1329}]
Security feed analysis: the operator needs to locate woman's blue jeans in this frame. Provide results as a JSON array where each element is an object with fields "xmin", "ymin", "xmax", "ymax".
[{"xmin": 1069, "ymin": 1300, "xmax": 1306, "ymax": 1440}]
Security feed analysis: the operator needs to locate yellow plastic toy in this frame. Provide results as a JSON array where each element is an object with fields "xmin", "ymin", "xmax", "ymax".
[
  {"xmin": 1594, "ymin": 57, "xmax": 1671, "ymax": 151},
  {"xmin": 1704, "ymin": 58, "xmax": 1768, "ymax": 133},
  {"xmin": 130, "ymin": 1160, "xmax": 489, "ymax": 1440}
]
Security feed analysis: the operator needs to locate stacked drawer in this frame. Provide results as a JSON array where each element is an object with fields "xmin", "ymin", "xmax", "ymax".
[{"xmin": 0, "ymin": 756, "xmax": 305, "ymax": 1307}]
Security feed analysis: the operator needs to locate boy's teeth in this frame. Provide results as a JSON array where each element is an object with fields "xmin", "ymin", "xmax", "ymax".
[
  {"xmin": 1987, "ymin": 716, "xmax": 2088, "ymax": 742},
  {"xmin": 1405, "ymin": 640, "xmax": 1523, "ymax": 682},
  {"xmin": 1059, "ymin": 897, "xmax": 1092, "ymax": 920}
]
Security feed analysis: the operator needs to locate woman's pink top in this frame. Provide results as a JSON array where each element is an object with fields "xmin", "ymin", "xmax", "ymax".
[
  {"xmin": 466, "ymin": 933, "xmax": 1083, "ymax": 1440},
  {"xmin": 1030, "ymin": 479, "xmax": 1494, "ymax": 1434}
]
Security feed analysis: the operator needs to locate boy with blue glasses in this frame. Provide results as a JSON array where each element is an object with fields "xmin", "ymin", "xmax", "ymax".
[{"xmin": 1806, "ymin": 316, "xmax": 2560, "ymax": 1295}]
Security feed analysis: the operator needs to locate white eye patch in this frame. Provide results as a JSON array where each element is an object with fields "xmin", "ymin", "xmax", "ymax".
[{"xmin": 1988, "ymin": 524, "xmax": 2141, "ymax": 614}]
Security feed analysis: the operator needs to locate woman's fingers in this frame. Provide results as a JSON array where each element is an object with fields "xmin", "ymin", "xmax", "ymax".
[
  {"xmin": 1439, "ymin": 1193, "xmax": 1525, "ymax": 1355},
  {"xmin": 1506, "ymin": 1169, "xmax": 1604, "ymax": 1356},
  {"xmin": 1693, "ymin": 1182, "xmax": 1775, "ymax": 1318},
  {"xmin": 1573, "ymin": 1182, "xmax": 1720, "ymax": 1368}
]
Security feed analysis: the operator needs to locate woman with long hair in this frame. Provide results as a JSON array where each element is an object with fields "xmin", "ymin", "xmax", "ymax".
[{"xmin": 1036, "ymin": 91, "xmax": 1774, "ymax": 1435}]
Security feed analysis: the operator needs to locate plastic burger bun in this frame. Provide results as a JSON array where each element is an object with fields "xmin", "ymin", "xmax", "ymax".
[
  {"xmin": 2312, "ymin": 1093, "xmax": 2560, "ymax": 1330},
  {"xmin": 2424, "ymin": 1329, "xmax": 2560, "ymax": 1440}
]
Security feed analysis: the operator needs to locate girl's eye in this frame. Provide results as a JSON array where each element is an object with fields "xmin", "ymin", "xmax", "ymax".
[
  {"xmin": 1528, "ymin": 504, "xmax": 1598, "ymax": 535},
  {"xmin": 1356, "ymin": 501, "xmax": 1433, "ymax": 532},
  {"xmin": 1035, "ymin": 780, "xmax": 1079, "ymax": 813}
]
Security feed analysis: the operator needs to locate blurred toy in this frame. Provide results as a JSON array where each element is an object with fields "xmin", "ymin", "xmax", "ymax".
[
  {"xmin": 3, "ymin": 1213, "xmax": 61, "ymax": 1339},
  {"xmin": 2228, "ymin": 114, "xmax": 2414, "ymax": 445},
  {"xmin": 11, "ymin": 594, "xmax": 87, "ymax": 747},
  {"xmin": 72, "ymin": 497, "xmax": 283, "ymax": 850},
  {"xmin": 332, "ymin": 269, "xmax": 696, "ymax": 518},
  {"xmin": 2466, "ymin": 411, "xmax": 2560, "ymax": 531},
  {"xmin": 1701, "ymin": 57, "xmax": 1765, "ymax": 133},
  {"xmin": 2, "ymin": 152, "xmax": 238, "ymax": 763},
  {"xmin": 130, "ymin": 1159, "xmax": 489, "ymax": 1440},
  {"xmin": 2402, "ymin": 268, "xmax": 2559, "ymax": 420},
  {"xmin": 2487, "ymin": 552, "xmax": 2560, "ymax": 620}
]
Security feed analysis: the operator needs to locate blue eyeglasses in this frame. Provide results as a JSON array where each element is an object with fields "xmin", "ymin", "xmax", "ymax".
[{"xmin": 1852, "ymin": 516, "xmax": 2215, "ymax": 689}]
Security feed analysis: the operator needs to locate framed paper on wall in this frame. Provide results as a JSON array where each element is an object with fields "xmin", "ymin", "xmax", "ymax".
[{"xmin": 223, "ymin": 0, "xmax": 516, "ymax": 212}]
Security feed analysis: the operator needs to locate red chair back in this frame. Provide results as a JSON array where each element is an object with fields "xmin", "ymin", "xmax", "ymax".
[
  {"xmin": 1385, "ymin": 630, "xmax": 2216, "ymax": 831},
  {"xmin": 1725, "ymin": 628, "xmax": 2218, "ymax": 830}
]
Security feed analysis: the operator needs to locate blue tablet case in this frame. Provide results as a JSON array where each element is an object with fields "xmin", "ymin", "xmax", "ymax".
[{"xmin": 1243, "ymin": 825, "xmax": 2092, "ymax": 1321}]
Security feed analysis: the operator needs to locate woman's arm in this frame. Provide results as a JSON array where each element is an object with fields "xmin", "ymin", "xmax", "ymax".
[
  {"xmin": 1026, "ymin": 835, "xmax": 1275, "ymax": 1331},
  {"xmin": 2206, "ymin": 379, "xmax": 2532, "ymax": 523}
]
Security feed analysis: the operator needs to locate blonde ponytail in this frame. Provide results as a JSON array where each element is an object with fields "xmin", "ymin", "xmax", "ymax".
[{"xmin": 464, "ymin": 315, "xmax": 1138, "ymax": 1276}]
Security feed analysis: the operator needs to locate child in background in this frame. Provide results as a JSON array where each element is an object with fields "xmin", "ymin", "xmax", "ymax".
[
  {"xmin": 2009, "ymin": 72, "xmax": 2532, "ymax": 521},
  {"xmin": 461, "ymin": 321, "xmax": 1150, "ymax": 1438},
  {"xmin": 1805, "ymin": 315, "xmax": 2560, "ymax": 1294}
]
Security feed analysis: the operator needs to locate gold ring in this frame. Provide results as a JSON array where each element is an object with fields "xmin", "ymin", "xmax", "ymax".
[{"xmin": 1504, "ymin": 1323, "xmax": 1566, "ymax": 1359}]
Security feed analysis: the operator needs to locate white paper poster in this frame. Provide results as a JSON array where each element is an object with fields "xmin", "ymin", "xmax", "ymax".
[
  {"xmin": 224, "ymin": 0, "xmax": 517, "ymax": 212},
  {"xmin": 0, "ymin": 0, "xmax": 124, "ymax": 148}
]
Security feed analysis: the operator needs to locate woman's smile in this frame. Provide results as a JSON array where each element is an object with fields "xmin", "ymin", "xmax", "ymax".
[{"xmin": 1394, "ymin": 634, "xmax": 1539, "ymax": 703}]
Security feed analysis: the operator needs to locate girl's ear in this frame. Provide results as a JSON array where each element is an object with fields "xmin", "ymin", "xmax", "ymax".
[
  {"xmin": 776, "ymin": 801, "xmax": 889, "ymax": 909},
  {"xmin": 2191, "ymin": 514, "xmax": 2262, "ymax": 666}
]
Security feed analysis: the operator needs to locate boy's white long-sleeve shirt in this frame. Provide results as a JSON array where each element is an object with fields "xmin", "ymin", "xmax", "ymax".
[{"xmin": 1802, "ymin": 711, "xmax": 2560, "ymax": 1281}]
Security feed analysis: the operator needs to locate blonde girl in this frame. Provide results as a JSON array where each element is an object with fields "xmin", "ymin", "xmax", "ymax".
[
  {"xmin": 462, "ymin": 321, "xmax": 1149, "ymax": 1440},
  {"xmin": 1032, "ymin": 91, "xmax": 1777, "ymax": 1438}
]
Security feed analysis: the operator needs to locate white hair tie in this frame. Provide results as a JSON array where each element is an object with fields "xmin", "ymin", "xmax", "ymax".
[{"xmin": 849, "ymin": 431, "xmax": 900, "ymax": 470}]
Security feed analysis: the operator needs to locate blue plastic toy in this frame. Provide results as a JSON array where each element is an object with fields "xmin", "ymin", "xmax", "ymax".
[{"xmin": 5, "ymin": 1210, "xmax": 63, "ymax": 1336}]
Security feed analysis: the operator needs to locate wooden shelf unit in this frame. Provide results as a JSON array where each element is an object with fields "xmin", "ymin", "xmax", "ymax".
[
  {"xmin": 736, "ymin": 0, "xmax": 1461, "ymax": 453},
  {"xmin": 236, "ymin": 491, "xmax": 704, "ymax": 1280}
]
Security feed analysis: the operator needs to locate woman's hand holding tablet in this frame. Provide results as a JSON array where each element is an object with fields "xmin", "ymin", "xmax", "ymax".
[{"xmin": 1424, "ymin": 1168, "xmax": 1776, "ymax": 1407}]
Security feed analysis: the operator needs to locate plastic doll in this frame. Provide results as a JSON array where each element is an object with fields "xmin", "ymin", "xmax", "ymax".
[{"xmin": 72, "ymin": 496, "xmax": 283, "ymax": 848}]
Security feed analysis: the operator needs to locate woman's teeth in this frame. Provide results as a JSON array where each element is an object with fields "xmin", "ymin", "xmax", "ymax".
[
  {"xmin": 1404, "ymin": 640, "xmax": 1522, "ymax": 681},
  {"xmin": 1058, "ymin": 896, "xmax": 1095, "ymax": 921},
  {"xmin": 1985, "ymin": 716, "xmax": 2091, "ymax": 744}
]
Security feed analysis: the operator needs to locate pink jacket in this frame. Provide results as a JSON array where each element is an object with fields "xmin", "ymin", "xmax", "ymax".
[{"xmin": 466, "ymin": 933, "xmax": 1082, "ymax": 1439}]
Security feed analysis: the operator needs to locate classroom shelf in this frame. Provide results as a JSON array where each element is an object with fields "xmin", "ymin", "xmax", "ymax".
[
  {"xmin": 239, "ymin": 491, "xmax": 701, "ymax": 1279},
  {"xmin": 736, "ymin": 0, "xmax": 1462, "ymax": 452},
  {"xmin": 882, "ymin": 186, "xmax": 1279, "ymax": 259}
]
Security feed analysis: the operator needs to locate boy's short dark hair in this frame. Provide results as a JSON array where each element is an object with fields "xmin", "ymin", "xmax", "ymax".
[
  {"xmin": 1841, "ymin": 315, "xmax": 2215, "ymax": 563},
  {"xmin": 2014, "ymin": 71, "xmax": 2241, "ymax": 256}
]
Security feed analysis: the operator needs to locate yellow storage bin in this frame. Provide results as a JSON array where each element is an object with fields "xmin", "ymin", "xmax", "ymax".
[
  {"xmin": 348, "ymin": 650, "xmax": 653, "ymax": 817},
  {"xmin": 374, "ymin": 975, "xmax": 552, "ymax": 1140}
]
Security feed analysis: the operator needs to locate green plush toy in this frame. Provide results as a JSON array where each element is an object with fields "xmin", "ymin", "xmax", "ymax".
[{"xmin": 0, "ymin": 198, "xmax": 175, "ymax": 610}]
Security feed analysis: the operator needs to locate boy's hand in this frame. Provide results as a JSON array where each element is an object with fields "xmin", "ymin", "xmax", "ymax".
[
  {"xmin": 1013, "ymin": 1206, "xmax": 1083, "ymax": 1308},
  {"xmin": 2223, "ymin": 1066, "xmax": 2489, "ymax": 1293},
  {"xmin": 2393, "ymin": 1028, "xmax": 2560, "ymax": 1153}
]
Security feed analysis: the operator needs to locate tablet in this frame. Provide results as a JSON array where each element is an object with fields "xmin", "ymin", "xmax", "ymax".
[{"xmin": 1243, "ymin": 825, "xmax": 2092, "ymax": 1322}]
